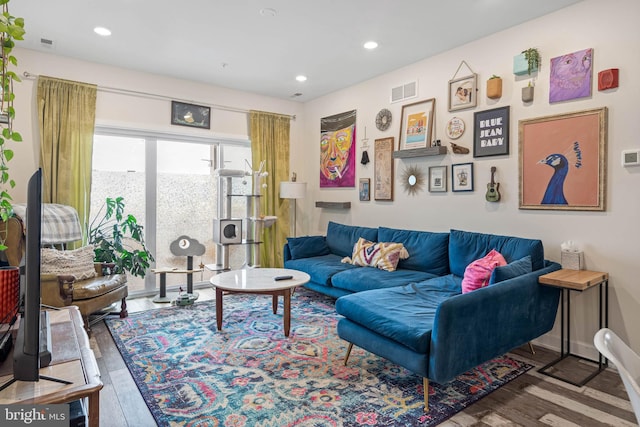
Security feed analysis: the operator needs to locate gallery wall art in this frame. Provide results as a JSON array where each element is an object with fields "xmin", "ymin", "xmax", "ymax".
[
  {"xmin": 519, "ymin": 107, "xmax": 607, "ymax": 211},
  {"xmin": 549, "ymin": 48, "xmax": 593, "ymax": 103},
  {"xmin": 320, "ymin": 110, "xmax": 356, "ymax": 188}
]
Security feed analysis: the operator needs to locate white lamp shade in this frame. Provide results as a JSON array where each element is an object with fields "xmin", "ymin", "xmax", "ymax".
[{"xmin": 280, "ymin": 181, "xmax": 307, "ymax": 199}]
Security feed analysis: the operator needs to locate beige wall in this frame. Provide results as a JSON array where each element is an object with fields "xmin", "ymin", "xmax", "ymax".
[
  {"xmin": 9, "ymin": 0, "xmax": 640, "ymax": 357},
  {"xmin": 298, "ymin": 0, "xmax": 640, "ymax": 356}
]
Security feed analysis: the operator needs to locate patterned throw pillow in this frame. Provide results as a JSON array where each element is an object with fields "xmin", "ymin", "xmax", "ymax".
[
  {"xmin": 41, "ymin": 245, "xmax": 97, "ymax": 280},
  {"xmin": 461, "ymin": 249, "xmax": 507, "ymax": 293},
  {"xmin": 341, "ymin": 237, "xmax": 410, "ymax": 272}
]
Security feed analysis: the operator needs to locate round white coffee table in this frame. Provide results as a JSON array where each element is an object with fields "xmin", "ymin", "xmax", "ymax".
[{"xmin": 210, "ymin": 268, "xmax": 310, "ymax": 337}]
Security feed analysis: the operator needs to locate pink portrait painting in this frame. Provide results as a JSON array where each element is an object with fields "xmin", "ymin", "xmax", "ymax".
[{"xmin": 520, "ymin": 108, "xmax": 606, "ymax": 211}]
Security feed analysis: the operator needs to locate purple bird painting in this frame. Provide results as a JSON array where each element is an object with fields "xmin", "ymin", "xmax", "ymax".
[{"xmin": 538, "ymin": 142, "xmax": 582, "ymax": 205}]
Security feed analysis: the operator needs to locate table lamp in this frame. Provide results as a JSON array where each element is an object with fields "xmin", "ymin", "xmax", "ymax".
[{"xmin": 279, "ymin": 179, "xmax": 307, "ymax": 237}]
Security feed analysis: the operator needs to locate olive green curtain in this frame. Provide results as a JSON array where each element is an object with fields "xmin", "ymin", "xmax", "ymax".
[
  {"xmin": 249, "ymin": 110, "xmax": 290, "ymax": 268},
  {"xmin": 37, "ymin": 76, "xmax": 97, "ymax": 243}
]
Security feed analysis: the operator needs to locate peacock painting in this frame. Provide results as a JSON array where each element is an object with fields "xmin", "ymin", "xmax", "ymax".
[{"xmin": 538, "ymin": 141, "xmax": 582, "ymax": 204}]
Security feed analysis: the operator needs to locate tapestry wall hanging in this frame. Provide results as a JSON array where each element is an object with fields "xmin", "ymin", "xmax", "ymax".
[{"xmin": 320, "ymin": 110, "xmax": 356, "ymax": 188}]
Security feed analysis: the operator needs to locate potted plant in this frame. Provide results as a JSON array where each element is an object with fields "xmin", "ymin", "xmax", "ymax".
[
  {"xmin": 522, "ymin": 80, "xmax": 535, "ymax": 103},
  {"xmin": 486, "ymin": 75, "xmax": 502, "ymax": 99},
  {"xmin": 0, "ymin": 1, "xmax": 25, "ymax": 233},
  {"xmin": 513, "ymin": 47, "xmax": 541, "ymax": 76},
  {"xmin": 0, "ymin": 1, "xmax": 25, "ymax": 324},
  {"xmin": 88, "ymin": 197, "xmax": 155, "ymax": 278}
]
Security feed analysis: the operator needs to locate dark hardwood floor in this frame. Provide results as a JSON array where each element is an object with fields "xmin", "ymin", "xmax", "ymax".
[{"xmin": 91, "ymin": 290, "xmax": 636, "ymax": 426}]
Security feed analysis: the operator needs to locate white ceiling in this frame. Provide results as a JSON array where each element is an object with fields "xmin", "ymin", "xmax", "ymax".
[{"xmin": 14, "ymin": 0, "xmax": 582, "ymax": 102}]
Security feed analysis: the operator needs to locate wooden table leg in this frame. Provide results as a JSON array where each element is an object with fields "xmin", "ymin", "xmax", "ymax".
[
  {"xmin": 283, "ymin": 289, "xmax": 291, "ymax": 337},
  {"xmin": 272, "ymin": 294, "xmax": 278, "ymax": 314},
  {"xmin": 88, "ymin": 391, "xmax": 100, "ymax": 427},
  {"xmin": 215, "ymin": 287, "xmax": 223, "ymax": 331}
]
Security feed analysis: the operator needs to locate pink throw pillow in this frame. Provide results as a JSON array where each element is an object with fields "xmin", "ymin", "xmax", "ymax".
[{"xmin": 461, "ymin": 249, "xmax": 507, "ymax": 294}]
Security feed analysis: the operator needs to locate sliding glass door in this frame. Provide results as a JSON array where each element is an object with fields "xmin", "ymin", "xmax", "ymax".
[{"xmin": 90, "ymin": 128, "xmax": 251, "ymax": 296}]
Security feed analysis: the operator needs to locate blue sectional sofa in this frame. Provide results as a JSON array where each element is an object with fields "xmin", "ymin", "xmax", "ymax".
[{"xmin": 283, "ymin": 221, "xmax": 561, "ymax": 410}]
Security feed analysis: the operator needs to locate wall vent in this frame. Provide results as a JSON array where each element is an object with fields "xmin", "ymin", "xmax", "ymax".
[
  {"xmin": 390, "ymin": 80, "xmax": 418, "ymax": 103},
  {"xmin": 40, "ymin": 38, "xmax": 54, "ymax": 48}
]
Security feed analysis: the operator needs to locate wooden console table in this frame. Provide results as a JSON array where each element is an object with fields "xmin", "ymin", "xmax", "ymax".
[{"xmin": 0, "ymin": 306, "xmax": 102, "ymax": 427}]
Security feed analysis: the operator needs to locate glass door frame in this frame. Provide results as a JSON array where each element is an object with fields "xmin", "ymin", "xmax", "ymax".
[{"xmin": 94, "ymin": 125, "xmax": 251, "ymax": 296}]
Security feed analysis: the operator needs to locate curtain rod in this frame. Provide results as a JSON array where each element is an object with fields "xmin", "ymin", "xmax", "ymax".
[{"xmin": 22, "ymin": 71, "xmax": 296, "ymax": 120}]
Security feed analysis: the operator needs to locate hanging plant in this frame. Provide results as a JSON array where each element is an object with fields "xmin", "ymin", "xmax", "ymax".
[
  {"xmin": 522, "ymin": 48, "xmax": 541, "ymax": 75},
  {"xmin": 0, "ymin": 1, "xmax": 25, "ymax": 251},
  {"xmin": 0, "ymin": 1, "xmax": 25, "ymax": 227}
]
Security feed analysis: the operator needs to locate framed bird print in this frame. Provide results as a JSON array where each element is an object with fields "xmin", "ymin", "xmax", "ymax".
[{"xmin": 519, "ymin": 107, "xmax": 607, "ymax": 211}]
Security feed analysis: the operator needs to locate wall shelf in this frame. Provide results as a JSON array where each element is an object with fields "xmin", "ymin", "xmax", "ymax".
[
  {"xmin": 393, "ymin": 146, "xmax": 447, "ymax": 159},
  {"xmin": 315, "ymin": 201, "xmax": 351, "ymax": 209}
]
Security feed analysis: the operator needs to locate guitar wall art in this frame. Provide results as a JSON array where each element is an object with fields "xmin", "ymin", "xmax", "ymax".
[{"xmin": 486, "ymin": 166, "xmax": 501, "ymax": 202}]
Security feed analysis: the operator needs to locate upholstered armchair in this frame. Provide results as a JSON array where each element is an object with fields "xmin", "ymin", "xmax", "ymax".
[
  {"xmin": 7, "ymin": 203, "xmax": 129, "ymax": 332},
  {"xmin": 40, "ymin": 259, "xmax": 128, "ymax": 331}
]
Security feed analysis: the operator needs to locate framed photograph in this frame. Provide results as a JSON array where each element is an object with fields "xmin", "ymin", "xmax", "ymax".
[
  {"xmin": 428, "ymin": 166, "xmax": 447, "ymax": 193},
  {"xmin": 374, "ymin": 137, "xmax": 394, "ymax": 201},
  {"xmin": 448, "ymin": 74, "xmax": 477, "ymax": 112},
  {"xmin": 171, "ymin": 101, "xmax": 211, "ymax": 129},
  {"xmin": 359, "ymin": 178, "xmax": 370, "ymax": 201},
  {"xmin": 452, "ymin": 162, "xmax": 474, "ymax": 192},
  {"xmin": 519, "ymin": 107, "xmax": 607, "ymax": 211},
  {"xmin": 398, "ymin": 98, "xmax": 435, "ymax": 151},
  {"xmin": 474, "ymin": 106, "xmax": 510, "ymax": 157}
]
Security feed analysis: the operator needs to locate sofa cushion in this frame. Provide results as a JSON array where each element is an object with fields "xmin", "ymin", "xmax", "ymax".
[
  {"xmin": 40, "ymin": 245, "xmax": 97, "ymax": 280},
  {"xmin": 489, "ymin": 255, "xmax": 532, "ymax": 285},
  {"xmin": 378, "ymin": 227, "xmax": 450, "ymax": 275},
  {"xmin": 461, "ymin": 249, "xmax": 507, "ymax": 293},
  {"xmin": 326, "ymin": 221, "xmax": 378, "ymax": 258},
  {"xmin": 331, "ymin": 267, "xmax": 438, "ymax": 293},
  {"xmin": 342, "ymin": 237, "xmax": 409, "ymax": 272},
  {"xmin": 284, "ymin": 254, "xmax": 356, "ymax": 287},
  {"xmin": 287, "ymin": 235, "xmax": 331, "ymax": 260},
  {"xmin": 335, "ymin": 275, "xmax": 462, "ymax": 353},
  {"xmin": 449, "ymin": 229, "xmax": 544, "ymax": 277}
]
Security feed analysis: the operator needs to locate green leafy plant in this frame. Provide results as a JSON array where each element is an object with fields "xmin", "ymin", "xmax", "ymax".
[
  {"xmin": 0, "ymin": 1, "xmax": 25, "ymax": 227},
  {"xmin": 88, "ymin": 197, "xmax": 154, "ymax": 278},
  {"xmin": 489, "ymin": 74, "xmax": 501, "ymax": 80},
  {"xmin": 522, "ymin": 48, "xmax": 541, "ymax": 75}
]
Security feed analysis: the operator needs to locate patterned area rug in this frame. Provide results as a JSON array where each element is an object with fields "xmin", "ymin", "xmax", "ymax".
[{"xmin": 106, "ymin": 288, "xmax": 532, "ymax": 426}]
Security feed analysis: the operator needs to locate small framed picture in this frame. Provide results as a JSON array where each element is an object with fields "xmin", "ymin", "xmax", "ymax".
[
  {"xmin": 398, "ymin": 98, "xmax": 435, "ymax": 151},
  {"xmin": 452, "ymin": 163, "xmax": 474, "ymax": 192},
  {"xmin": 171, "ymin": 101, "xmax": 211, "ymax": 129},
  {"xmin": 448, "ymin": 74, "xmax": 477, "ymax": 112},
  {"xmin": 428, "ymin": 166, "xmax": 447, "ymax": 193},
  {"xmin": 474, "ymin": 106, "xmax": 510, "ymax": 157},
  {"xmin": 359, "ymin": 178, "xmax": 370, "ymax": 201}
]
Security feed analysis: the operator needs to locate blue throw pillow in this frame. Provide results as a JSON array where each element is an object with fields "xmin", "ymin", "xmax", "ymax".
[
  {"xmin": 287, "ymin": 236, "xmax": 331, "ymax": 260},
  {"xmin": 489, "ymin": 255, "xmax": 532, "ymax": 285}
]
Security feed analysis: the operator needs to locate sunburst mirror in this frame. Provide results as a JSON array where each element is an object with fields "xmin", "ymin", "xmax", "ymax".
[{"xmin": 400, "ymin": 164, "xmax": 425, "ymax": 196}]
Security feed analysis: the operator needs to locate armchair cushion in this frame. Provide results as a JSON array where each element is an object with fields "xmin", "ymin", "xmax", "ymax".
[{"xmin": 41, "ymin": 246, "xmax": 97, "ymax": 280}]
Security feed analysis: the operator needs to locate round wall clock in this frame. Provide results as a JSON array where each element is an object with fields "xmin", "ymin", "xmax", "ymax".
[
  {"xmin": 375, "ymin": 108, "xmax": 392, "ymax": 131},
  {"xmin": 446, "ymin": 117, "xmax": 465, "ymax": 140}
]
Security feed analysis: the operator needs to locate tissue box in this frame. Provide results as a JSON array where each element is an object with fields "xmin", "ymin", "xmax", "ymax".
[{"xmin": 561, "ymin": 250, "xmax": 584, "ymax": 270}]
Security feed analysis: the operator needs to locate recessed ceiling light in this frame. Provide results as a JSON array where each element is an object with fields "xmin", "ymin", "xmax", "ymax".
[
  {"xmin": 364, "ymin": 41, "xmax": 378, "ymax": 50},
  {"xmin": 94, "ymin": 27, "xmax": 112, "ymax": 37},
  {"xmin": 295, "ymin": 75, "xmax": 307, "ymax": 82}
]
